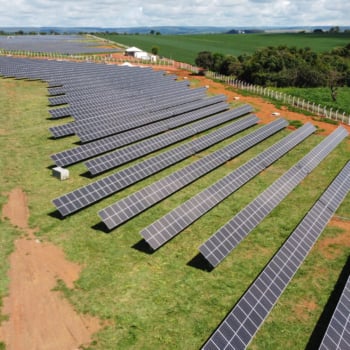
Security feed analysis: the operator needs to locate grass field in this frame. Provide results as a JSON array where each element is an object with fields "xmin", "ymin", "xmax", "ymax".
[
  {"xmin": 98, "ymin": 32, "xmax": 350, "ymax": 65},
  {"xmin": 1, "ymin": 76, "xmax": 350, "ymax": 349},
  {"xmin": 277, "ymin": 86, "xmax": 350, "ymax": 115}
]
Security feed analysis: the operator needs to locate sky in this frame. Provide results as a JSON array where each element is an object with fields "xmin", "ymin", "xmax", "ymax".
[{"xmin": 1, "ymin": 0, "xmax": 349, "ymax": 28}]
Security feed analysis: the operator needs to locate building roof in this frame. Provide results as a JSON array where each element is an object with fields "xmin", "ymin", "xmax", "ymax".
[{"xmin": 125, "ymin": 46, "xmax": 143, "ymax": 53}]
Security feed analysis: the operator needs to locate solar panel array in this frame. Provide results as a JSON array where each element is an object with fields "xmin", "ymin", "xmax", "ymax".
[
  {"xmin": 319, "ymin": 274, "xmax": 350, "ymax": 350},
  {"xmin": 51, "ymin": 102, "xmax": 247, "ymax": 167},
  {"xmin": 200, "ymin": 126, "xmax": 348, "ymax": 268},
  {"xmin": 99, "ymin": 118, "xmax": 288, "ymax": 230},
  {"xmin": 140, "ymin": 122, "xmax": 316, "ymax": 250},
  {"xmin": 2, "ymin": 54, "xmax": 350, "ymax": 350},
  {"xmin": 53, "ymin": 114, "xmax": 258, "ymax": 216},
  {"xmin": 0, "ymin": 34, "xmax": 119, "ymax": 54},
  {"xmin": 202, "ymin": 160, "xmax": 350, "ymax": 350},
  {"xmin": 85, "ymin": 105, "xmax": 251, "ymax": 175}
]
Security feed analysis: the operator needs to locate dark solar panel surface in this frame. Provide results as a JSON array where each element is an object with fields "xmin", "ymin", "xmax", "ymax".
[
  {"xmin": 0, "ymin": 35, "xmax": 119, "ymax": 54},
  {"xmin": 200, "ymin": 126, "xmax": 348, "ymax": 267},
  {"xmin": 53, "ymin": 115, "xmax": 259, "ymax": 217},
  {"xmin": 85, "ymin": 104, "xmax": 249, "ymax": 174},
  {"xmin": 202, "ymin": 160, "xmax": 350, "ymax": 350},
  {"xmin": 319, "ymin": 274, "xmax": 350, "ymax": 350},
  {"xmin": 51, "ymin": 103, "xmax": 251, "ymax": 167},
  {"xmin": 140, "ymin": 123, "xmax": 316, "ymax": 250},
  {"xmin": 100, "ymin": 119, "xmax": 288, "ymax": 230}
]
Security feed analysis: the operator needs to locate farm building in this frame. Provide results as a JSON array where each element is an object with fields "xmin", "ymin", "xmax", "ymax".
[{"xmin": 124, "ymin": 46, "xmax": 156, "ymax": 61}]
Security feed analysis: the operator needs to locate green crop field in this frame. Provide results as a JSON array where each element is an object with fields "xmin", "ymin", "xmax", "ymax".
[
  {"xmin": 98, "ymin": 32, "xmax": 350, "ymax": 65},
  {"xmin": 1, "ymin": 76, "xmax": 350, "ymax": 350}
]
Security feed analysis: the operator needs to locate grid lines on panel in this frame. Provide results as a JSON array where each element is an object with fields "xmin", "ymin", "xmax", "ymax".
[
  {"xmin": 202, "ymin": 160, "xmax": 350, "ymax": 350},
  {"xmin": 200, "ymin": 126, "xmax": 348, "ymax": 268},
  {"xmin": 139, "ymin": 123, "xmax": 316, "ymax": 250},
  {"xmin": 319, "ymin": 274, "xmax": 350, "ymax": 350},
  {"xmin": 84, "ymin": 105, "xmax": 250, "ymax": 174},
  {"xmin": 75, "ymin": 95, "xmax": 228, "ymax": 143},
  {"xmin": 52, "ymin": 115, "xmax": 259, "ymax": 217},
  {"xmin": 51, "ymin": 103, "xmax": 249, "ymax": 167},
  {"xmin": 99, "ymin": 119, "xmax": 288, "ymax": 230}
]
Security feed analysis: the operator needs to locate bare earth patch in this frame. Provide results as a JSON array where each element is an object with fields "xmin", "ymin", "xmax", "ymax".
[
  {"xmin": 0, "ymin": 188, "xmax": 101, "ymax": 350},
  {"xmin": 316, "ymin": 217, "xmax": 350, "ymax": 259}
]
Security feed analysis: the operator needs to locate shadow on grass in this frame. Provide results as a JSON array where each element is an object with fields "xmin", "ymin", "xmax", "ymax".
[
  {"xmin": 187, "ymin": 253, "xmax": 214, "ymax": 272},
  {"xmin": 132, "ymin": 239, "xmax": 155, "ymax": 255},
  {"xmin": 80, "ymin": 171, "xmax": 95, "ymax": 179},
  {"xmin": 91, "ymin": 221, "xmax": 111, "ymax": 234},
  {"xmin": 305, "ymin": 255, "xmax": 350, "ymax": 350},
  {"xmin": 48, "ymin": 210, "xmax": 65, "ymax": 220}
]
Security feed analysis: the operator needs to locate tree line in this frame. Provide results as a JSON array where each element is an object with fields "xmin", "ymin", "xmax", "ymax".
[{"xmin": 195, "ymin": 44, "xmax": 350, "ymax": 100}]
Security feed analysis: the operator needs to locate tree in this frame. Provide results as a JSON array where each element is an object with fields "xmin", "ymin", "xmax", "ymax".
[
  {"xmin": 150, "ymin": 30, "xmax": 155, "ymax": 35},
  {"xmin": 329, "ymin": 26, "xmax": 340, "ymax": 33},
  {"xmin": 212, "ymin": 53, "xmax": 225, "ymax": 72},
  {"xmin": 219, "ymin": 55, "xmax": 242, "ymax": 76},
  {"xmin": 151, "ymin": 46, "xmax": 159, "ymax": 55},
  {"xmin": 195, "ymin": 51, "xmax": 214, "ymax": 70}
]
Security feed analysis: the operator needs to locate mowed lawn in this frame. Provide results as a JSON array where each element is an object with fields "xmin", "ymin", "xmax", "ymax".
[
  {"xmin": 0, "ymin": 75, "xmax": 350, "ymax": 349},
  {"xmin": 99, "ymin": 32, "xmax": 350, "ymax": 64}
]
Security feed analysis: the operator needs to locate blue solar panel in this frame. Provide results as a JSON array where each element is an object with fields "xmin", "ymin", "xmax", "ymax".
[
  {"xmin": 202, "ymin": 159, "xmax": 350, "ymax": 350},
  {"xmin": 139, "ymin": 123, "xmax": 316, "ymax": 250},
  {"xmin": 100, "ymin": 119, "xmax": 288, "ymax": 230},
  {"xmin": 319, "ymin": 274, "xmax": 350, "ymax": 350},
  {"xmin": 200, "ymin": 126, "xmax": 348, "ymax": 268}
]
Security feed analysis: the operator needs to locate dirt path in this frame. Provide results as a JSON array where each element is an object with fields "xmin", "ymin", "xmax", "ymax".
[{"xmin": 0, "ymin": 188, "xmax": 101, "ymax": 350}]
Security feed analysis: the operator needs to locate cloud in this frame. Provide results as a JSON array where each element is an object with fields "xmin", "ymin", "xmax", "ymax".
[{"xmin": 0, "ymin": 0, "xmax": 349, "ymax": 27}]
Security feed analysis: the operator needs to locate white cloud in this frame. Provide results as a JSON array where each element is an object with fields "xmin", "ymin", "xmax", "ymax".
[{"xmin": 0, "ymin": 0, "xmax": 349, "ymax": 27}]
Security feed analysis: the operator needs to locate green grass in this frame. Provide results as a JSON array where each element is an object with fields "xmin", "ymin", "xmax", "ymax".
[
  {"xmin": 97, "ymin": 32, "xmax": 350, "ymax": 64},
  {"xmin": 278, "ymin": 86, "xmax": 350, "ymax": 115},
  {"xmin": 1, "ymin": 76, "xmax": 350, "ymax": 349}
]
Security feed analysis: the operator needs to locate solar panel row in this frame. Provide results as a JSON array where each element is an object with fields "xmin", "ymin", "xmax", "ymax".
[
  {"xmin": 51, "ymin": 103, "xmax": 251, "ymax": 167},
  {"xmin": 85, "ymin": 104, "xmax": 251, "ymax": 175},
  {"xmin": 76, "ymin": 95, "xmax": 227, "ymax": 143},
  {"xmin": 49, "ymin": 96, "xmax": 227, "ymax": 139},
  {"xmin": 48, "ymin": 87, "xmax": 208, "ymax": 121},
  {"xmin": 200, "ymin": 126, "xmax": 348, "ymax": 268},
  {"xmin": 99, "ymin": 118, "xmax": 288, "ymax": 230},
  {"xmin": 140, "ymin": 122, "xmax": 316, "ymax": 251},
  {"xmin": 319, "ymin": 273, "xmax": 350, "ymax": 350},
  {"xmin": 202, "ymin": 159, "xmax": 350, "ymax": 350},
  {"xmin": 0, "ymin": 35, "xmax": 119, "ymax": 54},
  {"xmin": 52, "ymin": 115, "xmax": 259, "ymax": 217}
]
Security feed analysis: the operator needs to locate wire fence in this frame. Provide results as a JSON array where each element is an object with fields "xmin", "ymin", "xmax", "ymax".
[
  {"xmin": 206, "ymin": 71, "xmax": 350, "ymax": 125},
  {"xmin": 1, "ymin": 48, "xmax": 349, "ymax": 125},
  {"xmin": 0, "ymin": 49, "xmax": 200, "ymax": 73}
]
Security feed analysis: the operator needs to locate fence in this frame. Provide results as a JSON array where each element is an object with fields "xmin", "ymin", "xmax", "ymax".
[
  {"xmin": 206, "ymin": 71, "xmax": 350, "ymax": 125},
  {"xmin": 0, "ymin": 49, "xmax": 200, "ymax": 74},
  {"xmin": 1, "ymin": 47, "xmax": 349, "ymax": 125}
]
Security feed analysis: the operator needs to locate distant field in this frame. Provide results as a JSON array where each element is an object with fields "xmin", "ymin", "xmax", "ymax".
[{"xmin": 98, "ymin": 32, "xmax": 350, "ymax": 64}]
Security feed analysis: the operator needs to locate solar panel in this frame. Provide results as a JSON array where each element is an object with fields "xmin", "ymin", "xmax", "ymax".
[
  {"xmin": 52, "ymin": 115, "xmax": 259, "ymax": 217},
  {"xmin": 200, "ymin": 126, "xmax": 348, "ymax": 268},
  {"xmin": 202, "ymin": 159, "xmax": 350, "ymax": 350},
  {"xmin": 99, "ymin": 119, "xmax": 288, "ymax": 230},
  {"xmin": 76, "ymin": 95, "xmax": 227, "ymax": 143},
  {"xmin": 319, "ymin": 274, "xmax": 350, "ymax": 350},
  {"xmin": 51, "ymin": 104, "xmax": 253, "ymax": 167},
  {"xmin": 140, "ymin": 123, "xmax": 316, "ymax": 250},
  {"xmin": 85, "ymin": 105, "xmax": 249, "ymax": 175}
]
